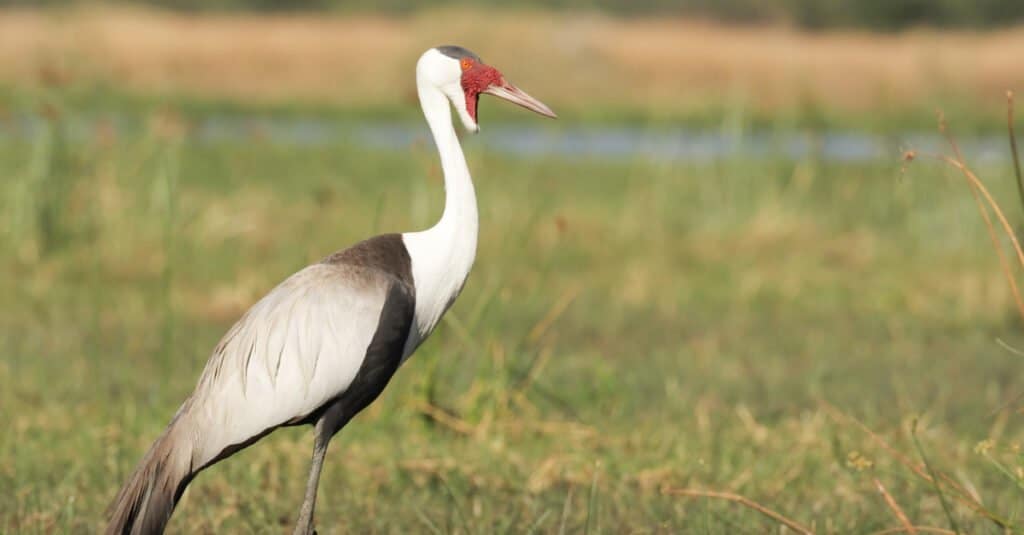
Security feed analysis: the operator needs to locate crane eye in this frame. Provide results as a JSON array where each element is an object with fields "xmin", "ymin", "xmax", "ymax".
[{"xmin": 460, "ymin": 58, "xmax": 473, "ymax": 71}]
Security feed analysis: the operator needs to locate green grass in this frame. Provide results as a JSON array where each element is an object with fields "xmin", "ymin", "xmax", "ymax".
[{"xmin": 1, "ymin": 104, "xmax": 1024, "ymax": 533}]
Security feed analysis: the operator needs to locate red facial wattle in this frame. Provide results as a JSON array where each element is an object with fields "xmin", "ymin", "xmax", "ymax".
[{"xmin": 460, "ymin": 62, "xmax": 503, "ymax": 123}]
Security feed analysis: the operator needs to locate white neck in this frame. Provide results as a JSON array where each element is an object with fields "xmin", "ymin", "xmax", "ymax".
[
  {"xmin": 420, "ymin": 79, "xmax": 479, "ymax": 236},
  {"xmin": 401, "ymin": 73, "xmax": 479, "ymax": 355}
]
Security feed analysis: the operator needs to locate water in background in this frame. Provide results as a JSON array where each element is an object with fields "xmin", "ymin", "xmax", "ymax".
[{"xmin": 0, "ymin": 114, "xmax": 1011, "ymax": 164}]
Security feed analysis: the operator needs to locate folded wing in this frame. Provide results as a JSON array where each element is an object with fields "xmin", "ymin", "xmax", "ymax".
[{"xmin": 184, "ymin": 262, "xmax": 413, "ymax": 468}]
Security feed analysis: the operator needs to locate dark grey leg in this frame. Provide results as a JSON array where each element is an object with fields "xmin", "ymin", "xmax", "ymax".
[{"xmin": 292, "ymin": 418, "xmax": 332, "ymax": 535}]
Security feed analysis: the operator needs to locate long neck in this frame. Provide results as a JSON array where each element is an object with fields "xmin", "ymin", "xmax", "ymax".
[
  {"xmin": 419, "ymin": 84, "xmax": 478, "ymax": 235},
  {"xmin": 400, "ymin": 80, "xmax": 479, "ymax": 352}
]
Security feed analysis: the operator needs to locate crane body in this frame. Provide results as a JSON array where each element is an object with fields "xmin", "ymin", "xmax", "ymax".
[{"xmin": 106, "ymin": 45, "xmax": 555, "ymax": 535}]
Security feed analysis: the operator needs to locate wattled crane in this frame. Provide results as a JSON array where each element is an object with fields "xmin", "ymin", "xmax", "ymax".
[{"xmin": 107, "ymin": 45, "xmax": 555, "ymax": 535}]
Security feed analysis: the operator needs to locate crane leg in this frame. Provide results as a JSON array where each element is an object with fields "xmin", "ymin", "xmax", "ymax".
[{"xmin": 292, "ymin": 418, "xmax": 333, "ymax": 535}]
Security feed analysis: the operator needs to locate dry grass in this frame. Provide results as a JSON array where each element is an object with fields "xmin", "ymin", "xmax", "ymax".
[
  {"xmin": 3, "ymin": 6, "xmax": 1024, "ymax": 113},
  {"xmin": 660, "ymin": 487, "xmax": 815, "ymax": 534}
]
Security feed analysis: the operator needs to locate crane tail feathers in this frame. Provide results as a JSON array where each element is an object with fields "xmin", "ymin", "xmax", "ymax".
[{"xmin": 106, "ymin": 412, "xmax": 195, "ymax": 535}]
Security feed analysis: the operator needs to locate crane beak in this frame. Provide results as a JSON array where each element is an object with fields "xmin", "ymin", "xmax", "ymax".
[{"xmin": 484, "ymin": 81, "xmax": 557, "ymax": 119}]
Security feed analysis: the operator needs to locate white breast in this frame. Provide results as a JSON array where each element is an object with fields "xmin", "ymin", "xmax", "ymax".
[{"xmin": 400, "ymin": 229, "xmax": 476, "ymax": 359}]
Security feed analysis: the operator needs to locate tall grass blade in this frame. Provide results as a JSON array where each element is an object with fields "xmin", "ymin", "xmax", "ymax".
[
  {"xmin": 525, "ymin": 510, "xmax": 551, "ymax": 535},
  {"xmin": 1007, "ymin": 91, "xmax": 1024, "ymax": 217},
  {"xmin": 585, "ymin": 464, "xmax": 599, "ymax": 535},
  {"xmin": 440, "ymin": 476, "xmax": 473, "ymax": 535},
  {"xmin": 910, "ymin": 419, "xmax": 960, "ymax": 534},
  {"xmin": 557, "ymin": 486, "xmax": 574, "ymax": 535},
  {"xmin": 414, "ymin": 507, "xmax": 444, "ymax": 535}
]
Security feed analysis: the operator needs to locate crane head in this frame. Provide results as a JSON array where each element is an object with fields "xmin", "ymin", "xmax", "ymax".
[{"xmin": 418, "ymin": 45, "xmax": 557, "ymax": 132}]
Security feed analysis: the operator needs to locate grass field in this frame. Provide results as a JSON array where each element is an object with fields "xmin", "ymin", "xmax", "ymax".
[{"xmin": 1, "ymin": 99, "xmax": 1023, "ymax": 533}]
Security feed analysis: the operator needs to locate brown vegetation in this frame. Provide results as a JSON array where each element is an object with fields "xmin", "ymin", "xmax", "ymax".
[{"xmin": 1, "ymin": 6, "xmax": 1024, "ymax": 112}]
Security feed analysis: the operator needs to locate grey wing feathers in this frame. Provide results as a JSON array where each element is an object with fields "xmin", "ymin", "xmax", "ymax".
[{"xmin": 186, "ymin": 262, "xmax": 410, "ymax": 467}]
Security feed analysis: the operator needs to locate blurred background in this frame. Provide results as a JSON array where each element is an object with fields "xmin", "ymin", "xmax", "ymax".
[{"xmin": 2, "ymin": 1, "xmax": 1024, "ymax": 533}]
